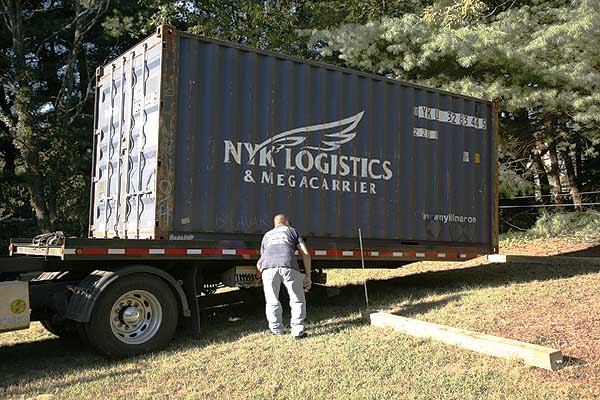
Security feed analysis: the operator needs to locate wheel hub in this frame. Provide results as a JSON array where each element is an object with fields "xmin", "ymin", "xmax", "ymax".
[
  {"xmin": 109, "ymin": 290, "xmax": 163, "ymax": 345},
  {"xmin": 122, "ymin": 306, "xmax": 141, "ymax": 324}
]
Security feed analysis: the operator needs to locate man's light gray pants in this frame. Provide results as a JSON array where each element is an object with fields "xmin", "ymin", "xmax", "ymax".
[{"xmin": 261, "ymin": 267, "xmax": 306, "ymax": 336}]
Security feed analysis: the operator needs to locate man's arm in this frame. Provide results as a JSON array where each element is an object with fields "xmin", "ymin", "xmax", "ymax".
[
  {"xmin": 257, "ymin": 236, "xmax": 266, "ymax": 279},
  {"xmin": 298, "ymin": 242, "xmax": 312, "ymax": 290},
  {"xmin": 256, "ymin": 260, "xmax": 262, "ymax": 279}
]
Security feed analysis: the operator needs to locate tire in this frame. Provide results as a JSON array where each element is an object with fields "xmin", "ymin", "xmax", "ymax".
[
  {"xmin": 40, "ymin": 319, "xmax": 78, "ymax": 340},
  {"xmin": 83, "ymin": 273, "xmax": 179, "ymax": 358}
]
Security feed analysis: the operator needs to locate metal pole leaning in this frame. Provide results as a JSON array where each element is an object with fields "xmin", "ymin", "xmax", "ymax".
[{"xmin": 359, "ymin": 228, "xmax": 369, "ymax": 311}]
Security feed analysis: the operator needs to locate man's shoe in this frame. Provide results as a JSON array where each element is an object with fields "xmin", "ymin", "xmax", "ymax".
[
  {"xmin": 292, "ymin": 332, "xmax": 307, "ymax": 340},
  {"xmin": 268, "ymin": 329, "xmax": 284, "ymax": 336}
]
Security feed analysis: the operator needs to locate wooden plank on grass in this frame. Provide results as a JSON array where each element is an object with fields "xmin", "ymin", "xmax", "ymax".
[
  {"xmin": 370, "ymin": 312, "xmax": 564, "ymax": 371},
  {"xmin": 488, "ymin": 254, "xmax": 600, "ymax": 265}
]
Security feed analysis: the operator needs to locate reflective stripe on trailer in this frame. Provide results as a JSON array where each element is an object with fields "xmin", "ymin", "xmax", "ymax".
[{"xmin": 63, "ymin": 248, "xmax": 482, "ymax": 260}]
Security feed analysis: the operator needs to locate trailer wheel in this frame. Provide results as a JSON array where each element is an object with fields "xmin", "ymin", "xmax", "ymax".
[
  {"xmin": 40, "ymin": 319, "xmax": 78, "ymax": 340},
  {"xmin": 84, "ymin": 273, "xmax": 178, "ymax": 357}
]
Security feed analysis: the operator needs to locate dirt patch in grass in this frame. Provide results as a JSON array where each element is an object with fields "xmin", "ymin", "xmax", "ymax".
[
  {"xmin": 488, "ymin": 273, "xmax": 600, "ymax": 394},
  {"xmin": 501, "ymin": 236, "xmax": 600, "ymax": 257},
  {"xmin": 500, "ymin": 232, "xmax": 600, "ymax": 257}
]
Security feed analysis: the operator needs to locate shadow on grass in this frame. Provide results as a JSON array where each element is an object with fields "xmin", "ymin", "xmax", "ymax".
[
  {"xmin": 563, "ymin": 355, "xmax": 587, "ymax": 367},
  {"xmin": 328, "ymin": 257, "xmax": 600, "ymax": 308},
  {"xmin": 191, "ymin": 256, "xmax": 600, "ymax": 340},
  {"xmin": 389, "ymin": 295, "xmax": 463, "ymax": 318},
  {"xmin": 558, "ymin": 244, "xmax": 600, "ymax": 258},
  {"xmin": 0, "ymin": 338, "xmax": 145, "ymax": 395},
  {"xmin": 2, "ymin": 258, "xmax": 599, "ymax": 390}
]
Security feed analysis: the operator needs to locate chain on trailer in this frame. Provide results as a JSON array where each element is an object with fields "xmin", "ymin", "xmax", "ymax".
[{"xmin": 32, "ymin": 231, "xmax": 65, "ymax": 247}]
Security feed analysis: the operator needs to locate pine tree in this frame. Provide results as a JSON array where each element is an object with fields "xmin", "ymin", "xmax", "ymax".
[{"xmin": 308, "ymin": 0, "xmax": 600, "ymax": 200}]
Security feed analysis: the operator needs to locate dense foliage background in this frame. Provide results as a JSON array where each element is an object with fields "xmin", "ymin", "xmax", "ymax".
[{"xmin": 1, "ymin": 0, "xmax": 599, "ymax": 250}]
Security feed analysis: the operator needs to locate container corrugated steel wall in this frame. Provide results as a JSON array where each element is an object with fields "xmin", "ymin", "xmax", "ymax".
[{"xmin": 91, "ymin": 27, "xmax": 497, "ymax": 254}]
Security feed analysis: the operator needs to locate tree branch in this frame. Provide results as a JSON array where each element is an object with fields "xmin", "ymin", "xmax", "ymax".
[
  {"xmin": 34, "ymin": 6, "xmax": 95, "ymax": 56},
  {"xmin": 54, "ymin": 0, "xmax": 111, "ymax": 113}
]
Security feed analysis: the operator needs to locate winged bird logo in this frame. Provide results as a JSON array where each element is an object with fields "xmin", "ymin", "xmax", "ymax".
[{"xmin": 250, "ymin": 111, "xmax": 365, "ymax": 162}]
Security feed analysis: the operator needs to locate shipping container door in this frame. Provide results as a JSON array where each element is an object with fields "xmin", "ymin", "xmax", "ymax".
[{"xmin": 91, "ymin": 37, "xmax": 162, "ymax": 239}]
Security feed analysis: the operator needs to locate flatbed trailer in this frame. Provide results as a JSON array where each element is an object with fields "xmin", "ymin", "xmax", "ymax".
[
  {"xmin": 1, "ymin": 235, "xmax": 484, "ymax": 357},
  {"xmin": 1, "ymin": 25, "xmax": 498, "ymax": 357}
]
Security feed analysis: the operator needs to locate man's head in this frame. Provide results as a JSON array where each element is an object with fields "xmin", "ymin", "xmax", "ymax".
[{"xmin": 273, "ymin": 214, "xmax": 289, "ymax": 227}]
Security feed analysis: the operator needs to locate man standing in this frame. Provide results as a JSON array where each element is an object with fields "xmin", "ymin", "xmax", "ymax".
[{"xmin": 257, "ymin": 214, "xmax": 312, "ymax": 339}]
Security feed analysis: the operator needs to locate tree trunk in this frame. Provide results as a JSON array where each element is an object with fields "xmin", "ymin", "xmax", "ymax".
[
  {"xmin": 0, "ymin": 78, "xmax": 17, "ymax": 178},
  {"xmin": 4, "ymin": 0, "xmax": 50, "ymax": 230},
  {"xmin": 547, "ymin": 141, "xmax": 563, "ymax": 206},
  {"xmin": 575, "ymin": 140, "xmax": 583, "ymax": 187},
  {"xmin": 25, "ymin": 152, "xmax": 50, "ymax": 231},
  {"xmin": 532, "ymin": 124, "xmax": 550, "ymax": 201},
  {"xmin": 561, "ymin": 149, "xmax": 582, "ymax": 210},
  {"xmin": 533, "ymin": 153, "xmax": 551, "ymax": 199},
  {"xmin": 0, "ymin": 126, "xmax": 17, "ymax": 178}
]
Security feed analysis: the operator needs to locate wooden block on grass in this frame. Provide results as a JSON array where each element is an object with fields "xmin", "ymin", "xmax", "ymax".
[
  {"xmin": 370, "ymin": 312, "xmax": 564, "ymax": 371},
  {"xmin": 487, "ymin": 254, "xmax": 508, "ymax": 263},
  {"xmin": 488, "ymin": 254, "xmax": 600, "ymax": 265}
]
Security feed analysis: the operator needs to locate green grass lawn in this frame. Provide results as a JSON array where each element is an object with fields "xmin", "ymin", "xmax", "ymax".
[{"xmin": 2, "ymin": 243, "xmax": 600, "ymax": 399}]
